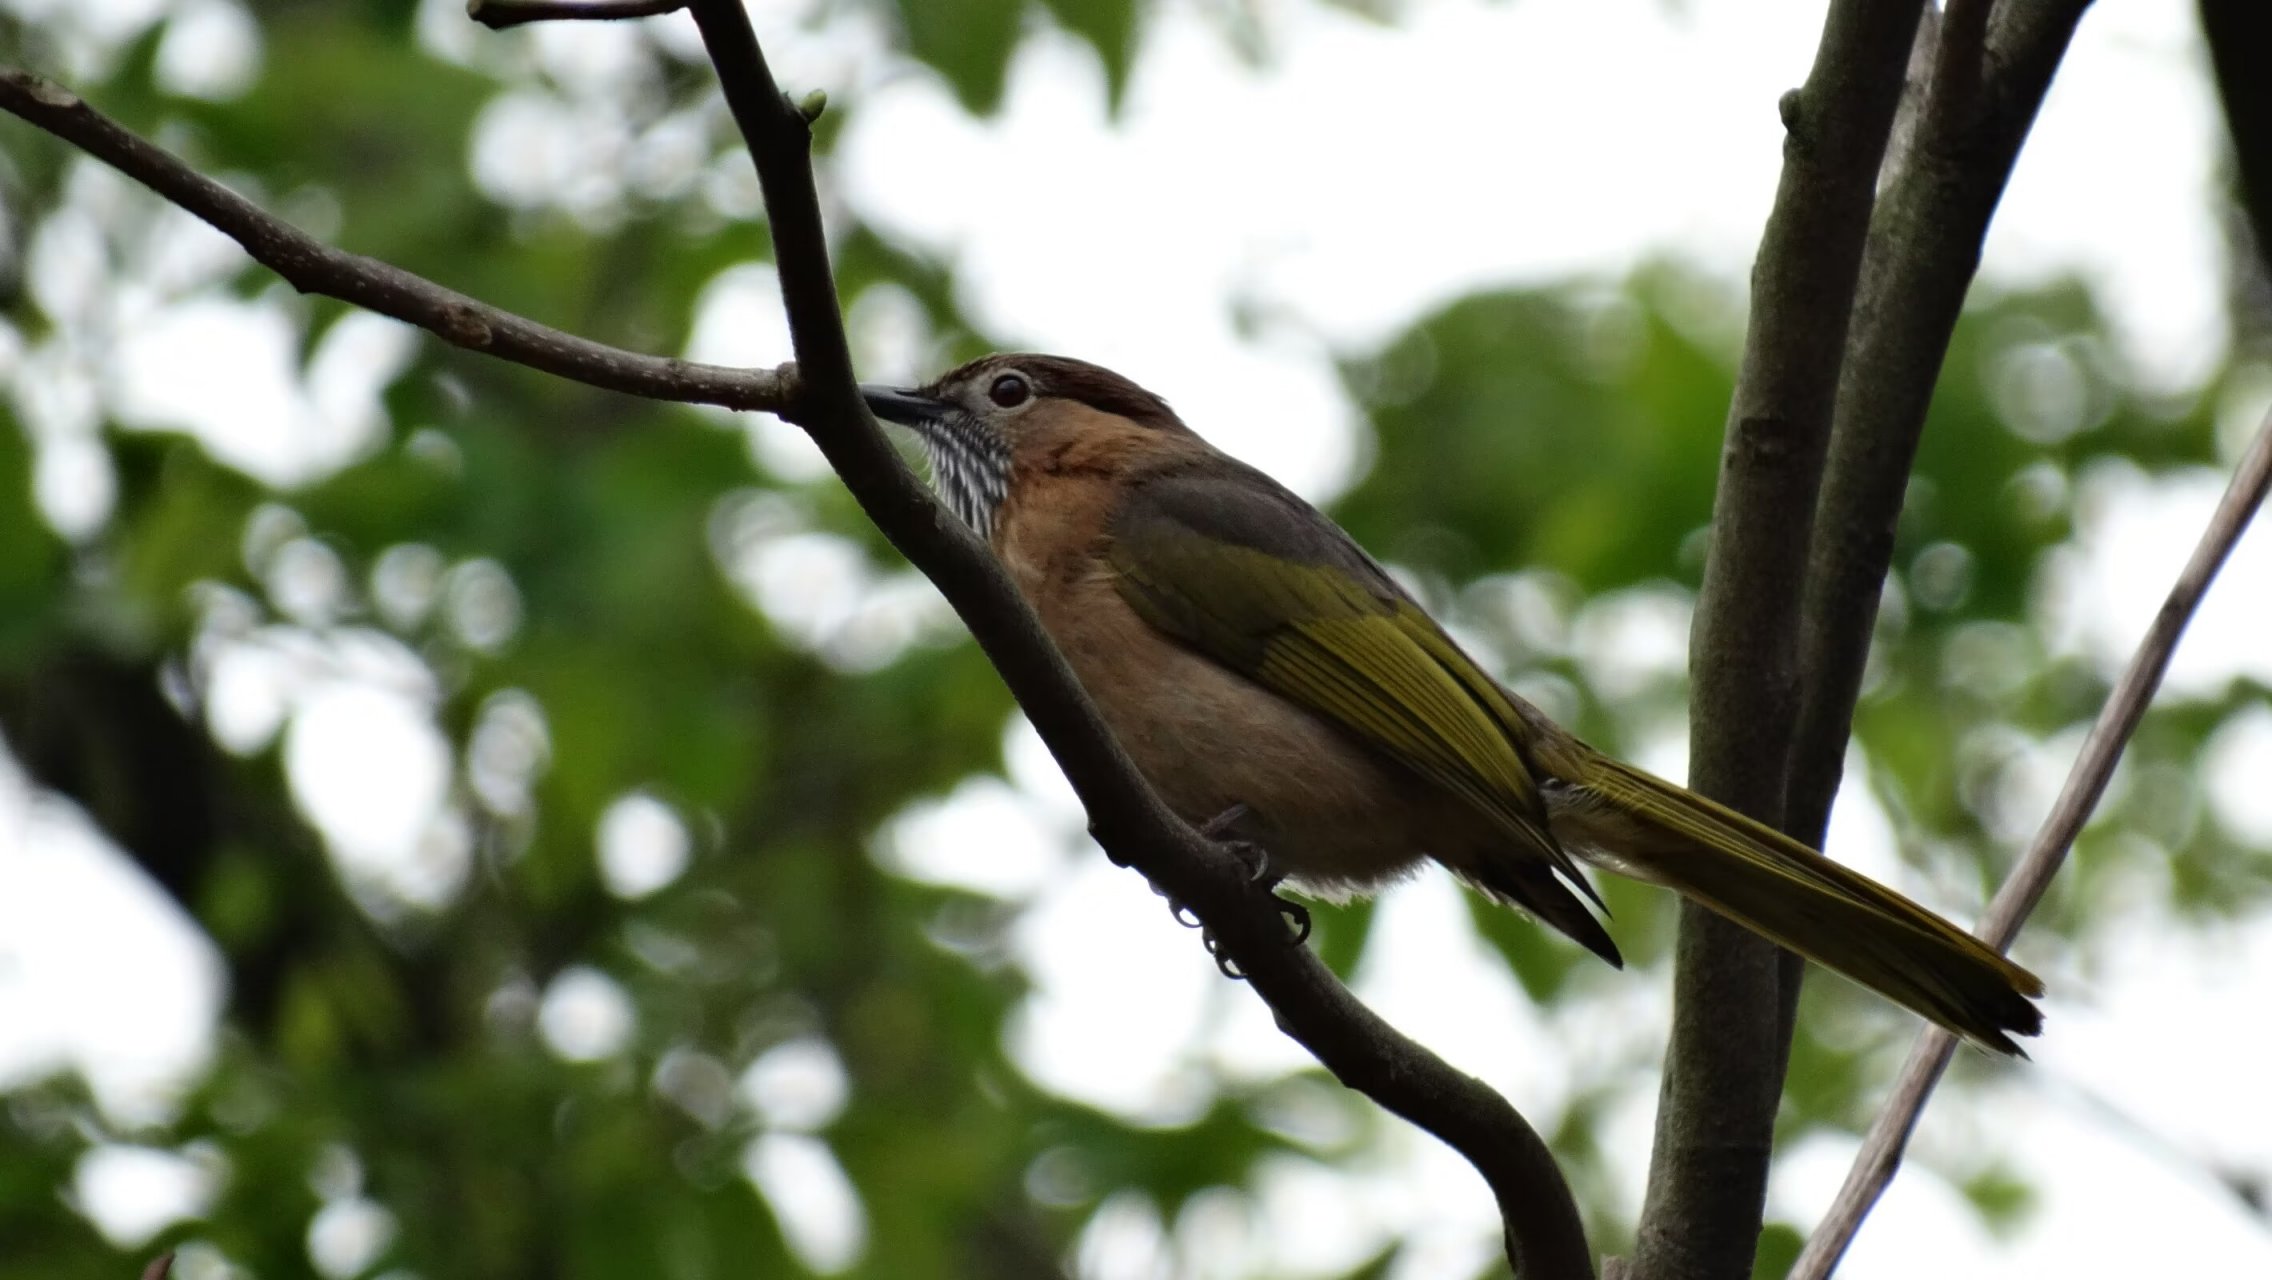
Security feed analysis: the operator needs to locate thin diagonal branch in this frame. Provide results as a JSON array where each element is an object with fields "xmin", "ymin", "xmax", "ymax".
[
  {"xmin": 0, "ymin": 69, "xmax": 790, "ymax": 413},
  {"xmin": 0, "ymin": 25, "xmax": 1598, "ymax": 1280},
  {"xmin": 1791, "ymin": 402, "xmax": 2272, "ymax": 1279},
  {"xmin": 1633, "ymin": 4, "xmax": 1923, "ymax": 1276},
  {"xmin": 679, "ymin": 1, "xmax": 1594, "ymax": 1272}
]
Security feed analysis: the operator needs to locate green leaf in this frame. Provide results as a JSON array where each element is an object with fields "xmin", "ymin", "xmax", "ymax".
[
  {"xmin": 1338, "ymin": 272, "xmax": 1734, "ymax": 593},
  {"xmin": 1752, "ymin": 1220, "xmax": 1804, "ymax": 1279},
  {"xmin": 892, "ymin": 0, "xmax": 1027, "ymax": 115},
  {"xmin": 0, "ymin": 408, "xmax": 66, "ymax": 661},
  {"xmin": 1464, "ymin": 888, "xmax": 1587, "ymax": 1003},
  {"xmin": 1961, "ymin": 1161, "xmax": 2039, "ymax": 1236},
  {"xmin": 1037, "ymin": 0, "xmax": 1142, "ymax": 108}
]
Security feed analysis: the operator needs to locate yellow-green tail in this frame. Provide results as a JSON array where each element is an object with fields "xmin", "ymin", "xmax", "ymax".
[{"xmin": 1561, "ymin": 753, "xmax": 2044, "ymax": 1055}]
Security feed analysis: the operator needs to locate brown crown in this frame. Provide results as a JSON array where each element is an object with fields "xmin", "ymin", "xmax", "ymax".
[{"xmin": 930, "ymin": 354, "xmax": 1185, "ymax": 433}]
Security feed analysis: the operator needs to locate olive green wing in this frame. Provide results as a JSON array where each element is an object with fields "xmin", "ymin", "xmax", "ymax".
[{"xmin": 1105, "ymin": 462, "xmax": 1592, "ymax": 901}]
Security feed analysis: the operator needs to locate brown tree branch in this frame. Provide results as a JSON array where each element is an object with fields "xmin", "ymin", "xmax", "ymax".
[
  {"xmin": 0, "ymin": 68, "xmax": 788, "ymax": 413},
  {"xmin": 2, "ymin": 19, "xmax": 1598, "ymax": 1277},
  {"xmin": 1785, "ymin": 1, "xmax": 2092, "ymax": 844},
  {"xmin": 1790, "ymin": 402, "xmax": 2272, "ymax": 1278},
  {"xmin": 677, "ymin": 1, "xmax": 1593, "ymax": 1271},
  {"xmin": 1632, "ymin": 4, "xmax": 1924, "ymax": 1276}
]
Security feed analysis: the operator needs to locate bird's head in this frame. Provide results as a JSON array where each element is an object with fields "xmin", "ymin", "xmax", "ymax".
[{"xmin": 862, "ymin": 353, "xmax": 1190, "ymax": 536}]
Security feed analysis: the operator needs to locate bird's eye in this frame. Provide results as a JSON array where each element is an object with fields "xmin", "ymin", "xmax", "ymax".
[{"xmin": 988, "ymin": 374, "xmax": 1031, "ymax": 408}]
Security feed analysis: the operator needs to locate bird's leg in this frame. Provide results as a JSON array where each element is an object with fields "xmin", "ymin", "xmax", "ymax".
[
  {"xmin": 1175, "ymin": 804, "xmax": 1314, "ymax": 978},
  {"xmin": 1163, "ymin": 800, "xmax": 1254, "ymax": 923},
  {"xmin": 1197, "ymin": 802, "xmax": 1252, "ymax": 842},
  {"xmin": 1155, "ymin": 803, "xmax": 1256, "ymax": 927},
  {"xmin": 1197, "ymin": 804, "xmax": 1312, "ymax": 942},
  {"xmin": 1150, "ymin": 803, "xmax": 1315, "ymax": 971}
]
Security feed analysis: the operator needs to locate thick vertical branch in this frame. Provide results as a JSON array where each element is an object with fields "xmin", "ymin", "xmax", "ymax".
[
  {"xmin": 1785, "ymin": 1, "xmax": 2092, "ymax": 841},
  {"xmin": 1630, "ymin": 4, "xmax": 1922, "ymax": 1276},
  {"xmin": 2198, "ymin": 0, "xmax": 2272, "ymax": 271}
]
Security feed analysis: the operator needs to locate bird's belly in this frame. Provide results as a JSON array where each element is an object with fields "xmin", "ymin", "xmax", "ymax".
[{"xmin": 1053, "ymin": 612, "xmax": 1435, "ymax": 898}]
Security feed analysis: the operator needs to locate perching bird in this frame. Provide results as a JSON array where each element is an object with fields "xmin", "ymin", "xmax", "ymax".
[{"xmin": 861, "ymin": 354, "xmax": 2044, "ymax": 1054}]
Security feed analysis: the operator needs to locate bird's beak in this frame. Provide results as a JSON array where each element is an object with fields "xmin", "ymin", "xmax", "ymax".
[{"xmin": 860, "ymin": 384, "xmax": 950, "ymax": 426}]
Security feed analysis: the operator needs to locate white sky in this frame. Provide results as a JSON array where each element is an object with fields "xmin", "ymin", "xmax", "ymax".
[{"xmin": 3, "ymin": 0, "xmax": 2270, "ymax": 1275}]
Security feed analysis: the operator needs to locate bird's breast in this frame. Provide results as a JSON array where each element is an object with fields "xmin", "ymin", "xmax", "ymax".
[{"xmin": 995, "ymin": 499, "xmax": 1439, "ymax": 897}]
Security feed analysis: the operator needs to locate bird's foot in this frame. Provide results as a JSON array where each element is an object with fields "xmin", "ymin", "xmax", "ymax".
[
  {"xmin": 1196, "ymin": 804, "xmax": 1290, "ymax": 891},
  {"xmin": 1200, "ymin": 895, "xmax": 1312, "ymax": 979},
  {"xmin": 1201, "ymin": 813, "xmax": 1315, "ymax": 977},
  {"xmin": 1209, "ymin": 840, "xmax": 1310, "ymax": 941},
  {"xmin": 1154, "ymin": 805, "xmax": 1259, "ymax": 925},
  {"xmin": 1155, "ymin": 806, "xmax": 1313, "ymax": 977}
]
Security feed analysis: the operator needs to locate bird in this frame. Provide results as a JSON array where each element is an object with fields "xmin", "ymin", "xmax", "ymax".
[{"xmin": 860, "ymin": 353, "xmax": 2044, "ymax": 1054}]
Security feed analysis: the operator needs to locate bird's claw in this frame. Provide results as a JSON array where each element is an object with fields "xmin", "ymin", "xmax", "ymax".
[
  {"xmin": 1236, "ymin": 843, "xmax": 1282, "ymax": 889},
  {"xmin": 1158, "ymin": 806, "xmax": 1310, "ymax": 979},
  {"xmin": 1216, "ymin": 838, "xmax": 1288, "ymax": 896},
  {"xmin": 1200, "ymin": 898, "xmax": 1307, "ymax": 978},
  {"xmin": 1198, "ymin": 805, "xmax": 1283, "ymax": 887},
  {"xmin": 1191, "ymin": 856, "xmax": 1313, "ymax": 981},
  {"xmin": 1203, "ymin": 928, "xmax": 1243, "ymax": 979},
  {"xmin": 1276, "ymin": 898, "xmax": 1313, "ymax": 946}
]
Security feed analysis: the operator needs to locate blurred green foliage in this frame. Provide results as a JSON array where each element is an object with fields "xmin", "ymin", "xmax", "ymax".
[{"xmin": 1, "ymin": 2, "xmax": 2266, "ymax": 1279}]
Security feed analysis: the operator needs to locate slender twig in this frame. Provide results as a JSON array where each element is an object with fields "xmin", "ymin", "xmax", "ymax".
[
  {"xmin": 1633, "ymin": 4, "xmax": 1924, "ymax": 1275},
  {"xmin": 677, "ymin": 2, "xmax": 1595, "ymax": 1271},
  {"xmin": 0, "ymin": 69, "xmax": 789, "ymax": 413},
  {"xmin": 467, "ymin": 0, "xmax": 686, "ymax": 30},
  {"xmin": 1791, "ymin": 404, "xmax": 2272, "ymax": 1278},
  {"xmin": 140, "ymin": 1252, "xmax": 175, "ymax": 1280},
  {"xmin": 0, "ymin": 25, "xmax": 1599, "ymax": 1280}
]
